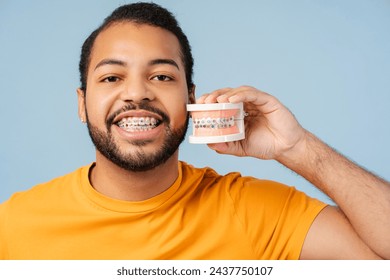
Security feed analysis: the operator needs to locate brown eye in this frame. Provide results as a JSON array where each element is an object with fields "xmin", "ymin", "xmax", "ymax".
[
  {"xmin": 103, "ymin": 76, "xmax": 120, "ymax": 83},
  {"xmin": 152, "ymin": 75, "xmax": 172, "ymax": 81}
]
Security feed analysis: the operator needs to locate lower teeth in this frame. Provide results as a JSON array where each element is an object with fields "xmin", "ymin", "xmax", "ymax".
[{"xmin": 119, "ymin": 125, "xmax": 155, "ymax": 131}]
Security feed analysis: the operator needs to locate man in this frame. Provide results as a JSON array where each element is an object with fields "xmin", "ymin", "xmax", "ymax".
[{"xmin": 0, "ymin": 2, "xmax": 389, "ymax": 259}]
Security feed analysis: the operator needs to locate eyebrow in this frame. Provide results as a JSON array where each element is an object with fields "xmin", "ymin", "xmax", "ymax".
[
  {"xmin": 149, "ymin": 59, "xmax": 179, "ymax": 70},
  {"xmin": 94, "ymin": 59, "xmax": 127, "ymax": 71},
  {"xmin": 94, "ymin": 58, "xmax": 180, "ymax": 71}
]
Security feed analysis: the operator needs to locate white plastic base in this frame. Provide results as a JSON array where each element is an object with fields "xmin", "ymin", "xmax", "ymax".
[{"xmin": 188, "ymin": 132, "xmax": 245, "ymax": 144}]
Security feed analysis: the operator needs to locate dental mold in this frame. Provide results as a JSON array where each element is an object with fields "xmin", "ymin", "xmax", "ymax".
[{"xmin": 186, "ymin": 102, "xmax": 245, "ymax": 144}]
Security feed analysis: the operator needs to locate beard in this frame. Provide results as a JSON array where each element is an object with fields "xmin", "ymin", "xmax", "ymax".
[{"xmin": 85, "ymin": 102, "xmax": 189, "ymax": 172}]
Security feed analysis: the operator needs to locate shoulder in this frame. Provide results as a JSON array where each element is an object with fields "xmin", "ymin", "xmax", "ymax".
[
  {"xmin": 179, "ymin": 161, "xmax": 298, "ymax": 202},
  {"xmin": 0, "ymin": 164, "xmax": 91, "ymax": 211},
  {"xmin": 180, "ymin": 161, "xmax": 326, "ymax": 227},
  {"xmin": 180, "ymin": 161, "xmax": 244, "ymax": 189}
]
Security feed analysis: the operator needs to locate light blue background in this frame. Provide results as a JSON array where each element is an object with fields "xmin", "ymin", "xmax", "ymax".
[{"xmin": 0, "ymin": 0, "xmax": 389, "ymax": 203}]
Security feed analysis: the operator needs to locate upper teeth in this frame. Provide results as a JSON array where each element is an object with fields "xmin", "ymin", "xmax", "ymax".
[
  {"xmin": 117, "ymin": 117, "xmax": 158, "ymax": 131},
  {"xmin": 192, "ymin": 116, "xmax": 235, "ymax": 129}
]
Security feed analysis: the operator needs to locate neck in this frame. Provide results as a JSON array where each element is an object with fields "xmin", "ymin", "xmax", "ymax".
[{"xmin": 90, "ymin": 151, "xmax": 180, "ymax": 201}]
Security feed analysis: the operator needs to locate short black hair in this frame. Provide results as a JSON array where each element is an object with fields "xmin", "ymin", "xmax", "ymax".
[{"xmin": 79, "ymin": 2, "xmax": 194, "ymax": 93}]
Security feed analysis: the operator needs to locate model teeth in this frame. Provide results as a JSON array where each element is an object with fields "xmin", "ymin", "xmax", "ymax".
[
  {"xmin": 117, "ymin": 117, "xmax": 159, "ymax": 131},
  {"xmin": 193, "ymin": 116, "xmax": 235, "ymax": 129}
]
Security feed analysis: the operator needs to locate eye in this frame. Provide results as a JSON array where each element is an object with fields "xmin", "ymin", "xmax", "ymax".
[
  {"xmin": 152, "ymin": 75, "xmax": 173, "ymax": 82},
  {"xmin": 102, "ymin": 76, "xmax": 120, "ymax": 83}
]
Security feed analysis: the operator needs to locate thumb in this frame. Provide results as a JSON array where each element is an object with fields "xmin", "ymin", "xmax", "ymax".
[{"xmin": 207, "ymin": 142, "xmax": 229, "ymax": 153}]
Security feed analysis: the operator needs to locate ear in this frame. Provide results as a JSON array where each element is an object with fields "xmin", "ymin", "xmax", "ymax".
[
  {"xmin": 188, "ymin": 84, "xmax": 196, "ymax": 104},
  {"xmin": 77, "ymin": 88, "xmax": 87, "ymax": 123}
]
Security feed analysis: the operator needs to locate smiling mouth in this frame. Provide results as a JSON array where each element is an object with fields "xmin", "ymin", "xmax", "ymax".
[{"xmin": 116, "ymin": 116, "xmax": 162, "ymax": 132}]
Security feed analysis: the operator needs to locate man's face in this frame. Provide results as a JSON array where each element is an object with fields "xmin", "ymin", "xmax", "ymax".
[{"xmin": 77, "ymin": 22, "xmax": 194, "ymax": 171}]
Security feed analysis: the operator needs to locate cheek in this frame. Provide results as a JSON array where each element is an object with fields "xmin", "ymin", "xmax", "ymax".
[
  {"xmin": 166, "ymin": 100, "xmax": 188, "ymax": 127},
  {"xmin": 85, "ymin": 94, "xmax": 113, "ymax": 124}
]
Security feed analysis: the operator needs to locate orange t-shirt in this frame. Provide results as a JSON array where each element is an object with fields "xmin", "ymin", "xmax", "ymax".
[{"xmin": 0, "ymin": 162, "xmax": 326, "ymax": 259}]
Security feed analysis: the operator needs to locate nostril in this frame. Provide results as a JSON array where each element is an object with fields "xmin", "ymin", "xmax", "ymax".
[{"xmin": 121, "ymin": 86, "xmax": 154, "ymax": 102}]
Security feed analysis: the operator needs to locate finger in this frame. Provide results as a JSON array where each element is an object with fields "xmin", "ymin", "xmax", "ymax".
[
  {"xmin": 224, "ymin": 87, "xmax": 283, "ymax": 116},
  {"xmin": 196, "ymin": 94, "xmax": 210, "ymax": 104},
  {"xmin": 225, "ymin": 86, "xmax": 275, "ymax": 107},
  {"xmin": 207, "ymin": 142, "xmax": 229, "ymax": 153},
  {"xmin": 203, "ymin": 88, "xmax": 232, "ymax": 103},
  {"xmin": 200, "ymin": 86, "xmax": 261, "ymax": 105},
  {"xmin": 196, "ymin": 91, "xmax": 228, "ymax": 103}
]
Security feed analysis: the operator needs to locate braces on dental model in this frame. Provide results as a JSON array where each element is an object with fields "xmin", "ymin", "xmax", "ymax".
[{"xmin": 193, "ymin": 116, "xmax": 235, "ymax": 129}]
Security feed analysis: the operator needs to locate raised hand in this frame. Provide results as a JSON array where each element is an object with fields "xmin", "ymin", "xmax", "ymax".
[{"xmin": 196, "ymin": 86, "xmax": 306, "ymax": 161}]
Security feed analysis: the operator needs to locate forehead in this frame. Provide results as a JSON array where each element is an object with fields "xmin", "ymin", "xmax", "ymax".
[{"xmin": 89, "ymin": 22, "xmax": 183, "ymax": 69}]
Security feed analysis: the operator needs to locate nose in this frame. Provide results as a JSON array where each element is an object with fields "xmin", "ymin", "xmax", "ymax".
[{"xmin": 120, "ymin": 77, "xmax": 154, "ymax": 103}]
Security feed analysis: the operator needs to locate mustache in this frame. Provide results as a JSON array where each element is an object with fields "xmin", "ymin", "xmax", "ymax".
[{"xmin": 106, "ymin": 101, "xmax": 170, "ymax": 129}]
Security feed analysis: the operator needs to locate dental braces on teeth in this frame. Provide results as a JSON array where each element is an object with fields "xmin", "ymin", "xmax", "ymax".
[
  {"xmin": 193, "ymin": 116, "xmax": 235, "ymax": 129},
  {"xmin": 186, "ymin": 102, "xmax": 245, "ymax": 144},
  {"xmin": 117, "ymin": 117, "xmax": 158, "ymax": 131}
]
